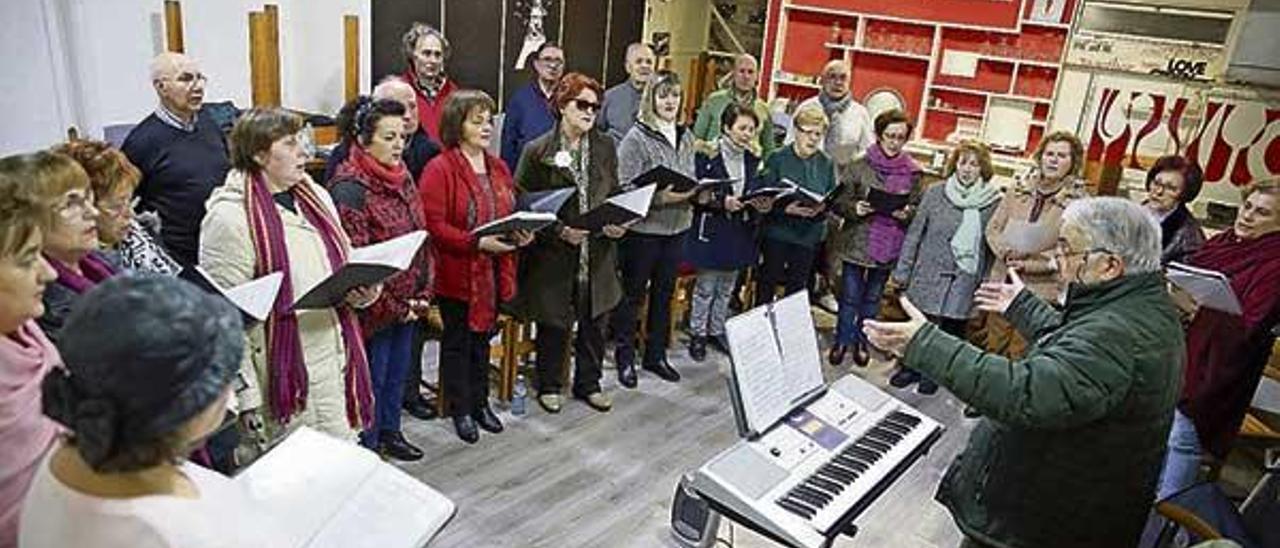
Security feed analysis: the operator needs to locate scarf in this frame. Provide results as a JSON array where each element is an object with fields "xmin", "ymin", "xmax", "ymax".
[
  {"xmin": 718, "ymin": 137, "xmax": 747, "ymax": 194},
  {"xmin": 443, "ymin": 149, "xmax": 516, "ymax": 331},
  {"xmin": 244, "ymin": 172, "xmax": 373, "ymax": 429},
  {"xmin": 1159, "ymin": 204, "xmax": 1191, "ymax": 251},
  {"xmin": 944, "ymin": 175, "xmax": 1002, "ymax": 274},
  {"xmin": 48, "ymin": 252, "xmax": 117, "ymax": 294},
  {"xmin": 817, "ymin": 92, "xmax": 852, "ymax": 118},
  {"xmin": 350, "ymin": 143, "xmax": 409, "ymax": 193},
  {"xmin": 865, "ymin": 143, "xmax": 920, "ymax": 263}
]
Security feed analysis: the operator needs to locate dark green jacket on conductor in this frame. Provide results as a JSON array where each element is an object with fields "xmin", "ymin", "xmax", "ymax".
[{"xmin": 901, "ymin": 271, "xmax": 1183, "ymax": 548}]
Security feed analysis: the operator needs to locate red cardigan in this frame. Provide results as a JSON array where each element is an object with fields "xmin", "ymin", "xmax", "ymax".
[
  {"xmin": 404, "ymin": 69, "xmax": 457, "ymax": 144},
  {"xmin": 418, "ymin": 148, "xmax": 517, "ymax": 331}
]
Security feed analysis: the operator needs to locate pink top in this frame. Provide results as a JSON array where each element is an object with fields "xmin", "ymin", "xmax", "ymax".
[{"xmin": 0, "ymin": 321, "xmax": 60, "ymax": 548}]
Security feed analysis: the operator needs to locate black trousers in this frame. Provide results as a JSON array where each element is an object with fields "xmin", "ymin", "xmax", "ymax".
[
  {"xmin": 756, "ymin": 237, "xmax": 818, "ymax": 306},
  {"xmin": 612, "ymin": 232, "xmax": 684, "ymax": 364},
  {"xmin": 536, "ymin": 283, "xmax": 606, "ymax": 396},
  {"xmin": 437, "ymin": 298, "xmax": 494, "ymax": 417}
]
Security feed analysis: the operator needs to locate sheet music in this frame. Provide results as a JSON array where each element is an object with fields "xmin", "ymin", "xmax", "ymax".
[
  {"xmin": 192, "ymin": 267, "xmax": 283, "ymax": 322},
  {"xmin": 725, "ymin": 291, "xmax": 826, "ymax": 436},
  {"xmin": 608, "ymin": 183, "xmax": 657, "ymax": 215},
  {"xmin": 350, "ymin": 230, "xmax": 428, "ymax": 269}
]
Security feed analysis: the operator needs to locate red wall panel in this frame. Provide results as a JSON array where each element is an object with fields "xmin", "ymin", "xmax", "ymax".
[
  {"xmin": 850, "ymin": 51, "xmax": 929, "ymax": 124},
  {"xmin": 794, "ymin": 0, "xmax": 1021, "ymax": 29}
]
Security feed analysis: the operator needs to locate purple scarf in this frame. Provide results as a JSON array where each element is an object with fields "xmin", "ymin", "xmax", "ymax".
[
  {"xmin": 48, "ymin": 252, "xmax": 117, "ymax": 294},
  {"xmin": 865, "ymin": 143, "xmax": 920, "ymax": 264},
  {"xmin": 245, "ymin": 172, "xmax": 374, "ymax": 430}
]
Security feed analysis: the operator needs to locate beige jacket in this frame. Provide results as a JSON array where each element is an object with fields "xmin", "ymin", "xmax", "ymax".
[
  {"xmin": 983, "ymin": 175, "xmax": 1087, "ymax": 300},
  {"xmin": 199, "ymin": 170, "xmax": 356, "ymax": 441}
]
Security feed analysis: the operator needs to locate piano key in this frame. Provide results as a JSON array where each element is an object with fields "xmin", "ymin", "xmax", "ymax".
[
  {"xmin": 887, "ymin": 410, "xmax": 921, "ymax": 427},
  {"xmin": 842, "ymin": 446, "xmax": 879, "ymax": 464},
  {"xmin": 857, "ymin": 437, "xmax": 893, "ymax": 454},
  {"xmin": 833, "ymin": 455, "xmax": 870, "ymax": 472},
  {"xmin": 865, "ymin": 428, "xmax": 901, "ymax": 445},
  {"xmin": 777, "ymin": 497, "xmax": 816, "ymax": 519},
  {"xmin": 879, "ymin": 421, "xmax": 912, "ymax": 437},
  {"xmin": 819, "ymin": 464, "xmax": 858, "ymax": 482},
  {"xmin": 806, "ymin": 475, "xmax": 844, "ymax": 494},
  {"xmin": 793, "ymin": 485, "xmax": 832, "ymax": 505}
]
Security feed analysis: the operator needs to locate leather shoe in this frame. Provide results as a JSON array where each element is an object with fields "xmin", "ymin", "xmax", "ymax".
[
  {"xmin": 452, "ymin": 415, "xmax": 479, "ymax": 444},
  {"xmin": 828, "ymin": 345, "xmax": 847, "ymax": 366},
  {"xmin": 642, "ymin": 359, "xmax": 681, "ymax": 382},
  {"xmin": 616, "ymin": 347, "xmax": 637, "ymax": 388},
  {"xmin": 472, "ymin": 403, "xmax": 504, "ymax": 433},
  {"xmin": 573, "ymin": 390, "xmax": 612, "ymax": 412},
  {"xmin": 688, "ymin": 336, "xmax": 707, "ymax": 362},
  {"xmin": 379, "ymin": 431, "xmax": 424, "ymax": 461},
  {"xmin": 889, "ymin": 368, "xmax": 920, "ymax": 388},
  {"xmin": 916, "ymin": 377, "xmax": 939, "ymax": 395},
  {"xmin": 402, "ymin": 396, "xmax": 436, "ymax": 421},
  {"xmin": 851, "ymin": 341, "xmax": 871, "ymax": 367},
  {"xmin": 537, "ymin": 393, "xmax": 562, "ymax": 414}
]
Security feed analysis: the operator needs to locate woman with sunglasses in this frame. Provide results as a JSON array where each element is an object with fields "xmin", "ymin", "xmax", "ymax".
[
  {"xmin": 55, "ymin": 140, "xmax": 180, "ymax": 275},
  {"xmin": 513, "ymin": 72, "xmax": 627, "ymax": 414},
  {"xmin": 612, "ymin": 70, "xmax": 699, "ymax": 387}
]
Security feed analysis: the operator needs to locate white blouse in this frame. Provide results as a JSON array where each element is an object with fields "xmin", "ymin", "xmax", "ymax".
[{"xmin": 20, "ymin": 451, "xmax": 283, "ymax": 548}]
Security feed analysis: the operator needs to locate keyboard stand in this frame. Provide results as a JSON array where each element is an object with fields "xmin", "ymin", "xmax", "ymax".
[{"xmin": 691, "ymin": 426, "xmax": 942, "ymax": 548}]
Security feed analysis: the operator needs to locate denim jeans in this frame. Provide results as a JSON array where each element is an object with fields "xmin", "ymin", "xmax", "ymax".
[
  {"xmin": 1157, "ymin": 408, "xmax": 1203, "ymax": 500},
  {"xmin": 689, "ymin": 269, "xmax": 737, "ymax": 337},
  {"xmin": 835, "ymin": 261, "xmax": 890, "ymax": 347},
  {"xmin": 359, "ymin": 322, "xmax": 416, "ymax": 448}
]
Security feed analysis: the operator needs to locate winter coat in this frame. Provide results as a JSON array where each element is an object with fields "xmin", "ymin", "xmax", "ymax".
[
  {"xmin": 617, "ymin": 121, "xmax": 697, "ymax": 236},
  {"xmin": 684, "ymin": 148, "xmax": 763, "ymax": 271},
  {"xmin": 692, "ymin": 88, "xmax": 776, "ymax": 160},
  {"xmin": 828, "ymin": 157, "xmax": 924, "ymax": 267},
  {"xmin": 199, "ymin": 170, "xmax": 356, "ymax": 441},
  {"xmin": 891, "ymin": 183, "xmax": 998, "ymax": 319},
  {"xmin": 984, "ymin": 176, "xmax": 1086, "ymax": 300},
  {"xmin": 510, "ymin": 126, "xmax": 623, "ymax": 327},
  {"xmin": 1159, "ymin": 205, "xmax": 1206, "ymax": 265},
  {"xmin": 902, "ymin": 271, "xmax": 1183, "ymax": 548},
  {"xmin": 759, "ymin": 145, "xmax": 838, "ymax": 249}
]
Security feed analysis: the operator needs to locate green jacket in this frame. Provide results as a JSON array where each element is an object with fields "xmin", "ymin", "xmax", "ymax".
[
  {"xmin": 759, "ymin": 145, "xmax": 836, "ymax": 248},
  {"xmin": 692, "ymin": 88, "xmax": 776, "ymax": 160},
  {"xmin": 902, "ymin": 271, "xmax": 1183, "ymax": 548}
]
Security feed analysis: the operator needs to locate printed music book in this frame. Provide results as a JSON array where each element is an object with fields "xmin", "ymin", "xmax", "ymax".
[
  {"xmin": 235, "ymin": 426, "xmax": 456, "ymax": 547},
  {"xmin": 1167, "ymin": 262, "xmax": 1243, "ymax": 315},
  {"xmin": 723, "ymin": 291, "xmax": 826, "ymax": 438},
  {"xmin": 292, "ymin": 230, "xmax": 428, "ymax": 310},
  {"xmin": 187, "ymin": 267, "xmax": 283, "ymax": 323},
  {"xmin": 470, "ymin": 211, "xmax": 559, "ymax": 238},
  {"xmin": 567, "ymin": 184, "xmax": 657, "ymax": 232},
  {"xmin": 866, "ymin": 188, "xmax": 910, "ymax": 213},
  {"xmin": 772, "ymin": 178, "xmax": 841, "ymax": 209}
]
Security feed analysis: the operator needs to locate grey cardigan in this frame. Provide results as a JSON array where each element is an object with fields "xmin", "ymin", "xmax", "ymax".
[
  {"xmin": 616, "ymin": 121, "xmax": 696, "ymax": 236},
  {"xmin": 890, "ymin": 183, "xmax": 998, "ymax": 320}
]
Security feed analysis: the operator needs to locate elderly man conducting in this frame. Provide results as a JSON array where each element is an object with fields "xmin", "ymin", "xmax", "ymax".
[{"xmin": 865, "ymin": 197, "xmax": 1183, "ymax": 548}]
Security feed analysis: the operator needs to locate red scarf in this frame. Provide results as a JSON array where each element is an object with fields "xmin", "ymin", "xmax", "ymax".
[
  {"xmin": 244, "ymin": 172, "xmax": 374, "ymax": 429},
  {"xmin": 350, "ymin": 144, "xmax": 409, "ymax": 192}
]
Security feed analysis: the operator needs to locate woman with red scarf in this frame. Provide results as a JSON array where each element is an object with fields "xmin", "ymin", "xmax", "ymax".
[
  {"xmin": 1158, "ymin": 178, "xmax": 1280, "ymax": 499},
  {"xmin": 420, "ymin": 90, "xmax": 532, "ymax": 444},
  {"xmin": 329, "ymin": 97, "xmax": 433, "ymax": 460},
  {"xmin": 200, "ymin": 108, "xmax": 380, "ymax": 446}
]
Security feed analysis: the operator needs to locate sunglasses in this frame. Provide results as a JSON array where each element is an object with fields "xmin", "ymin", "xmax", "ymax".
[{"xmin": 571, "ymin": 99, "xmax": 601, "ymax": 114}]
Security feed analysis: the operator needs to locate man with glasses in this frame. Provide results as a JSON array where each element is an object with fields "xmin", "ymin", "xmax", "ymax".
[
  {"xmin": 121, "ymin": 52, "xmax": 229, "ymax": 267},
  {"xmin": 787, "ymin": 60, "xmax": 873, "ymax": 163},
  {"xmin": 863, "ymin": 197, "xmax": 1184, "ymax": 548},
  {"xmin": 501, "ymin": 42, "xmax": 566, "ymax": 171}
]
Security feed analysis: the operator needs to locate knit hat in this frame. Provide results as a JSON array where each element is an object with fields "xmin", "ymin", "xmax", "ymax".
[{"xmin": 42, "ymin": 273, "xmax": 244, "ymax": 469}]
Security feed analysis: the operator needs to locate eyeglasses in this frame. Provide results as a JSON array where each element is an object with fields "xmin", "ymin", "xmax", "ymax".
[
  {"xmin": 881, "ymin": 131, "xmax": 909, "ymax": 142},
  {"xmin": 1149, "ymin": 180, "xmax": 1182, "ymax": 194},
  {"xmin": 162, "ymin": 72, "xmax": 207, "ymax": 85},
  {"xmin": 538, "ymin": 57, "xmax": 565, "ymax": 68},
  {"xmin": 97, "ymin": 196, "xmax": 139, "ymax": 217},
  {"xmin": 570, "ymin": 99, "xmax": 601, "ymax": 114},
  {"xmin": 58, "ymin": 192, "xmax": 96, "ymax": 219},
  {"xmin": 1052, "ymin": 242, "xmax": 1112, "ymax": 262}
]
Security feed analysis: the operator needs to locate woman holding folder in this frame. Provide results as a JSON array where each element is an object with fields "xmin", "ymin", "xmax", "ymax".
[
  {"xmin": 420, "ymin": 90, "xmax": 532, "ymax": 444},
  {"xmin": 513, "ymin": 73, "xmax": 626, "ymax": 414},
  {"xmin": 201, "ymin": 108, "xmax": 380, "ymax": 443},
  {"xmin": 613, "ymin": 69, "xmax": 698, "ymax": 386},
  {"xmin": 828, "ymin": 109, "xmax": 923, "ymax": 367},
  {"xmin": 328, "ymin": 96, "xmax": 433, "ymax": 458},
  {"xmin": 1159, "ymin": 178, "xmax": 1280, "ymax": 499},
  {"xmin": 685, "ymin": 103, "xmax": 771, "ymax": 361}
]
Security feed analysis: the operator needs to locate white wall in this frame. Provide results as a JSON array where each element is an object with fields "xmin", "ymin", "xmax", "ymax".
[{"xmin": 0, "ymin": 0, "xmax": 371, "ymax": 154}]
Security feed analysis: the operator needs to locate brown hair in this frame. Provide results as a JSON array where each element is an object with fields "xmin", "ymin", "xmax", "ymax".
[
  {"xmin": 945, "ymin": 140, "xmax": 995, "ymax": 182},
  {"xmin": 873, "ymin": 109, "xmax": 913, "ymax": 139},
  {"xmin": 229, "ymin": 108, "xmax": 304, "ymax": 173},
  {"xmin": 1033, "ymin": 130, "xmax": 1084, "ymax": 177},
  {"xmin": 1146, "ymin": 155, "xmax": 1204, "ymax": 203},
  {"xmin": 0, "ymin": 154, "xmax": 59, "ymax": 257},
  {"xmin": 552, "ymin": 72, "xmax": 605, "ymax": 119},
  {"xmin": 53, "ymin": 140, "xmax": 142, "ymax": 200},
  {"xmin": 1243, "ymin": 177, "xmax": 1280, "ymax": 201},
  {"xmin": 438, "ymin": 89, "xmax": 497, "ymax": 149}
]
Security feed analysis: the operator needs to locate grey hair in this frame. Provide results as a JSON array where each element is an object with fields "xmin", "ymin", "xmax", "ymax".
[
  {"xmin": 401, "ymin": 22, "xmax": 450, "ymax": 64},
  {"xmin": 149, "ymin": 52, "xmax": 192, "ymax": 82},
  {"xmin": 372, "ymin": 76, "xmax": 414, "ymax": 101},
  {"xmin": 1061, "ymin": 197, "xmax": 1162, "ymax": 274},
  {"xmin": 625, "ymin": 42, "xmax": 653, "ymax": 63}
]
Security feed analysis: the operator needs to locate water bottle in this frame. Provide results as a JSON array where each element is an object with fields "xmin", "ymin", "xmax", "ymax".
[{"xmin": 512, "ymin": 374, "xmax": 528, "ymax": 416}]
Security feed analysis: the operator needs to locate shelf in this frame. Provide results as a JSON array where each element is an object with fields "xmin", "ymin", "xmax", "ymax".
[
  {"xmin": 928, "ymin": 84, "xmax": 1053, "ymax": 105},
  {"xmin": 927, "ymin": 106, "xmax": 984, "ymax": 117},
  {"xmin": 826, "ymin": 42, "xmax": 932, "ymax": 61},
  {"xmin": 978, "ymin": 54, "xmax": 1060, "ymax": 68},
  {"xmin": 785, "ymin": 2, "xmax": 1023, "ymax": 35},
  {"xmin": 774, "ymin": 78, "xmax": 821, "ymax": 90},
  {"xmin": 1021, "ymin": 19, "xmax": 1071, "ymax": 30}
]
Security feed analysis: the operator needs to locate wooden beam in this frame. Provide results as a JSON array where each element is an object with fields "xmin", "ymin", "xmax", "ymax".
[
  {"xmin": 343, "ymin": 15, "xmax": 359, "ymax": 103},
  {"xmin": 164, "ymin": 1, "xmax": 184, "ymax": 53},
  {"xmin": 248, "ymin": 5, "xmax": 281, "ymax": 107}
]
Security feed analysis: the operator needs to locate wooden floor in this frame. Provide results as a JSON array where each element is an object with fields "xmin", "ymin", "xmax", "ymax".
[{"xmin": 399, "ymin": 325, "xmax": 974, "ymax": 548}]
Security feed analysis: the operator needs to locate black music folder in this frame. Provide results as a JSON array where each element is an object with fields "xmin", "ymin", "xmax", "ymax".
[
  {"xmin": 566, "ymin": 184, "xmax": 657, "ymax": 233},
  {"xmin": 630, "ymin": 165, "xmax": 698, "ymax": 192},
  {"xmin": 866, "ymin": 188, "xmax": 910, "ymax": 213},
  {"xmin": 293, "ymin": 230, "xmax": 427, "ymax": 310},
  {"xmin": 470, "ymin": 211, "xmax": 558, "ymax": 238},
  {"xmin": 773, "ymin": 179, "xmax": 842, "ymax": 209}
]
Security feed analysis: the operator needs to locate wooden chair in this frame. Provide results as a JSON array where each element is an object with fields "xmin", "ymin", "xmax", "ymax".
[{"xmin": 432, "ymin": 313, "xmax": 530, "ymax": 416}]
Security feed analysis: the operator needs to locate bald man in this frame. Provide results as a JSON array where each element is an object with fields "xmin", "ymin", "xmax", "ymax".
[
  {"xmin": 786, "ymin": 60, "xmax": 873, "ymax": 163},
  {"xmin": 322, "ymin": 76, "xmax": 440, "ymax": 183},
  {"xmin": 598, "ymin": 43, "xmax": 655, "ymax": 143},
  {"xmin": 692, "ymin": 53, "xmax": 776, "ymax": 159},
  {"xmin": 121, "ymin": 52, "xmax": 229, "ymax": 266}
]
